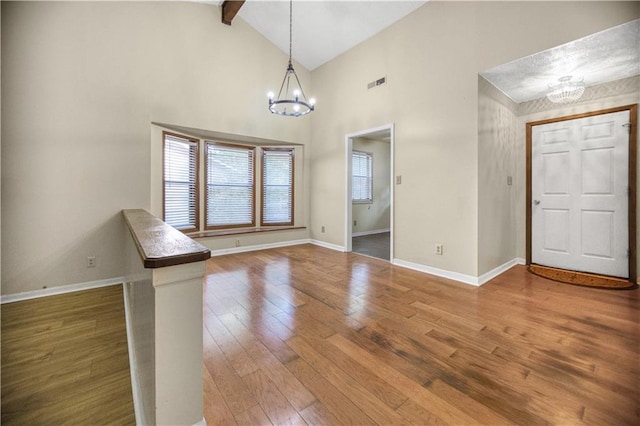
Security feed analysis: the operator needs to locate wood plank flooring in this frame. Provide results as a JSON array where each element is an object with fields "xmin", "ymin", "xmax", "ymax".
[
  {"xmin": 203, "ymin": 244, "xmax": 640, "ymax": 425},
  {"xmin": 1, "ymin": 285, "xmax": 135, "ymax": 425},
  {"xmin": 2, "ymin": 245, "xmax": 637, "ymax": 425}
]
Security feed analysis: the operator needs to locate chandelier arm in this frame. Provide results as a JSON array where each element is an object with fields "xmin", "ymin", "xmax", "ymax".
[
  {"xmin": 285, "ymin": 72, "xmax": 291, "ymax": 100},
  {"xmin": 275, "ymin": 68, "xmax": 289, "ymax": 100},
  {"xmin": 292, "ymin": 69, "xmax": 310, "ymax": 102}
]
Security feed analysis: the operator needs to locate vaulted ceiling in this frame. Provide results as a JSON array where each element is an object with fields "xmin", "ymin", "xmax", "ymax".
[
  {"xmin": 225, "ymin": 1, "xmax": 427, "ymax": 71},
  {"xmin": 217, "ymin": 2, "xmax": 638, "ymax": 103}
]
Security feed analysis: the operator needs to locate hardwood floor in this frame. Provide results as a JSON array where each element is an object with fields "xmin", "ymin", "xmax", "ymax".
[
  {"xmin": 352, "ymin": 232, "xmax": 390, "ymax": 261},
  {"xmin": 1, "ymin": 285, "xmax": 135, "ymax": 425},
  {"xmin": 203, "ymin": 244, "xmax": 640, "ymax": 425},
  {"xmin": 3, "ymin": 245, "xmax": 637, "ymax": 425}
]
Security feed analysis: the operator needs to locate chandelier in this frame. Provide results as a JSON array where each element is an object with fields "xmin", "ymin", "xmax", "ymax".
[
  {"xmin": 268, "ymin": 0, "xmax": 315, "ymax": 117},
  {"xmin": 546, "ymin": 76, "xmax": 585, "ymax": 104}
]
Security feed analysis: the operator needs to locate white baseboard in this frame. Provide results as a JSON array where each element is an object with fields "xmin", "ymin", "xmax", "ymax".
[
  {"xmin": 122, "ymin": 283, "xmax": 145, "ymax": 426},
  {"xmin": 310, "ymin": 239, "xmax": 346, "ymax": 252},
  {"xmin": 352, "ymin": 228, "xmax": 390, "ymax": 237},
  {"xmin": 392, "ymin": 257, "xmax": 526, "ymax": 287},
  {"xmin": 392, "ymin": 259, "xmax": 480, "ymax": 286},
  {"xmin": 209, "ymin": 239, "xmax": 311, "ymax": 257},
  {"xmin": 0, "ymin": 277, "xmax": 125, "ymax": 304},
  {"xmin": 478, "ymin": 257, "xmax": 526, "ymax": 285}
]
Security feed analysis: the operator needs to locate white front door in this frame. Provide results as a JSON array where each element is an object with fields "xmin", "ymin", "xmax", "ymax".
[{"xmin": 531, "ymin": 110, "xmax": 629, "ymax": 278}]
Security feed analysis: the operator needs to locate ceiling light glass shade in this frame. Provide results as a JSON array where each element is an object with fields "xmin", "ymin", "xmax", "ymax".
[
  {"xmin": 268, "ymin": 62, "xmax": 315, "ymax": 117},
  {"xmin": 268, "ymin": 0, "xmax": 315, "ymax": 117},
  {"xmin": 546, "ymin": 76, "xmax": 585, "ymax": 104}
]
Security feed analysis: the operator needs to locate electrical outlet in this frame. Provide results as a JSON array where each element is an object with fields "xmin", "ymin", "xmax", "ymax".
[
  {"xmin": 435, "ymin": 244, "xmax": 443, "ymax": 255},
  {"xmin": 87, "ymin": 256, "xmax": 96, "ymax": 268},
  {"xmin": 396, "ymin": 176, "xmax": 402, "ymax": 185},
  {"xmin": 234, "ymin": 239, "xmax": 240, "ymax": 247},
  {"xmin": 321, "ymin": 226, "xmax": 325, "ymax": 233},
  {"xmin": 507, "ymin": 176, "xmax": 513, "ymax": 186}
]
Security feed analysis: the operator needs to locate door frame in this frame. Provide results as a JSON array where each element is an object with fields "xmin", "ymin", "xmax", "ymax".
[
  {"xmin": 345, "ymin": 123, "xmax": 394, "ymax": 260},
  {"xmin": 526, "ymin": 104, "xmax": 637, "ymax": 282}
]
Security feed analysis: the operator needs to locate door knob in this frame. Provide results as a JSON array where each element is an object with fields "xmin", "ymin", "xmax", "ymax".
[{"xmin": 534, "ymin": 199, "xmax": 540, "ymax": 205}]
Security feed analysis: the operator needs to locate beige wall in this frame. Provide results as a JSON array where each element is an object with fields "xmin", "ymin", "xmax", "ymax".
[
  {"xmin": 310, "ymin": 1, "xmax": 639, "ymax": 277},
  {"xmin": 478, "ymin": 76, "xmax": 519, "ymax": 275},
  {"xmin": 1, "ymin": 2, "xmax": 311, "ymax": 295},
  {"xmin": 352, "ymin": 137, "xmax": 391, "ymax": 234}
]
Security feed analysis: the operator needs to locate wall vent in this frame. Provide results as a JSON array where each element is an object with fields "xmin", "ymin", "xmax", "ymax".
[{"xmin": 367, "ymin": 76, "xmax": 387, "ymax": 89}]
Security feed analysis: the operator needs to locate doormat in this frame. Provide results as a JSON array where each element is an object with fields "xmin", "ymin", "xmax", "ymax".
[{"xmin": 528, "ymin": 264, "xmax": 636, "ymax": 289}]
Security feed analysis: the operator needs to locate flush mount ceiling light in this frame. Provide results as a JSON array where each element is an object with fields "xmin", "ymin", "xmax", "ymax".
[
  {"xmin": 546, "ymin": 76, "xmax": 586, "ymax": 104},
  {"xmin": 268, "ymin": 0, "xmax": 315, "ymax": 117}
]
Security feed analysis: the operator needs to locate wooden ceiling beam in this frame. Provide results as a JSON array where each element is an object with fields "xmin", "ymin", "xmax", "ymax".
[{"xmin": 221, "ymin": 1, "xmax": 245, "ymax": 26}]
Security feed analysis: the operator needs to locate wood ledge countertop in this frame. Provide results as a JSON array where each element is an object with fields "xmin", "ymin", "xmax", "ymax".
[{"xmin": 122, "ymin": 209, "xmax": 211, "ymax": 269}]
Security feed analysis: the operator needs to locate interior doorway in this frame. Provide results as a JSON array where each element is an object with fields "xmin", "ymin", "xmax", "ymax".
[
  {"xmin": 526, "ymin": 105, "xmax": 637, "ymax": 287},
  {"xmin": 345, "ymin": 124, "xmax": 394, "ymax": 261}
]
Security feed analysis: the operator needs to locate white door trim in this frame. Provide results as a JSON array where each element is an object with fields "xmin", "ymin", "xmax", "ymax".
[{"xmin": 345, "ymin": 123, "xmax": 395, "ymax": 261}]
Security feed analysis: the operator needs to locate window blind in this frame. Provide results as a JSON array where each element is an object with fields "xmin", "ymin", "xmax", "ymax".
[
  {"xmin": 262, "ymin": 149, "xmax": 294, "ymax": 226},
  {"xmin": 352, "ymin": 151, "xmax": 373, "ymax": 202},
  {"xmin": 163, "ymin": 133, "xmax": 199, "ymax": 231},
  {"xmin": 206, "ymin": 143, "xmax": 255, "ymax": 228}
]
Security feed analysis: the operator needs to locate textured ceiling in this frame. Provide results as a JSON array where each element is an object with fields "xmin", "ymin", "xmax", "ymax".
[
  {"xmin": 237, "ymin": 1, "xmax": 427, "ymax": 71},
  {"xmin": 481, "ymin": 19, "xmax": 640, "ymax": 103}
]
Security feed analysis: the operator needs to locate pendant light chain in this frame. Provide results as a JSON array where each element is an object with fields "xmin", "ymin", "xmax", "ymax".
[{"xmin": 289, "ymin": 0, "xmax": 293, "ymax": 64}]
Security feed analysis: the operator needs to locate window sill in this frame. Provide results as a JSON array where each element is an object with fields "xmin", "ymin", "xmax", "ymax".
[{"xmin": 188, "ymin": 226, "xmax": 306, "ymax": 239}]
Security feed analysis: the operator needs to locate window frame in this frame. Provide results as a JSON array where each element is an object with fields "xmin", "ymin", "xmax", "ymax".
[
  {"xmin": 204, "ymin": 141, "xmax": 256, "ymax": 230},
  {"xmin": 261, "ymin": 148, "xmax": 295, "ymax": 227},
  {"xmin": 162, "ymin": 131, "xmax": 200, "ymax": 233},
  {"xmin": 352, "ymin": 150, "xmax": 373, "ymax": 204}
]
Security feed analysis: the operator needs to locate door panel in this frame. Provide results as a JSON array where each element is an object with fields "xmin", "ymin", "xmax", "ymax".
[
  {"xmin": 581, "ymin": 210, "xmax": 613, "ymax": 258},
  {"xmin": 581, "ymin": 148, "xmax": 613, "ymax": 194},
  {"xmin": 532, "ymin": 110, "xmax": 629, "ymax": 278},
  {"xmin": 542, "ymin": 151, "xmax": 570, "ymax": 194},
  {"xmin": 542, "ymin": 209, "xmax": 570, "ymax": 253}
]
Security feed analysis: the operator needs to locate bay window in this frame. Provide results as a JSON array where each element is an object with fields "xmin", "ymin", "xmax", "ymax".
[
  {"xmin": 163, "ymin": 132, "xmax": 199, "ymax": 231},
  {"xmin": 205, "ymin": 143, "xmax": 255, "ymax": 229},
  {"xmin": 262, "ymin": 148, "xmax": 294, "ymax": 226}
]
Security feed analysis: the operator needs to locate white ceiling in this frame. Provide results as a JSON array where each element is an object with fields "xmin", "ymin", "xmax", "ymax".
[
  {"xmin": 481, "ymin": 19, "xmax": 640, "ymax": 103},
  {"xmin": 215, "ymin": 2, "xmax": 638, "ymax": 102},
  {"xmin": 236, "ymin": 0, "xmax": 427, "ymax": 71}
]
